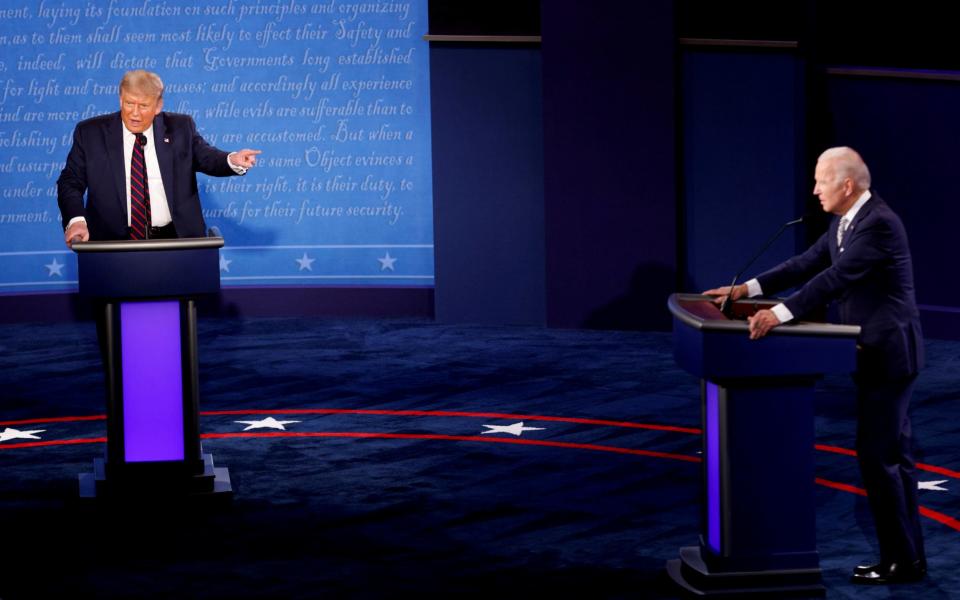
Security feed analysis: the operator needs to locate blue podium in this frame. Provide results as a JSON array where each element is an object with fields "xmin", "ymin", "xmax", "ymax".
[
  {"xmin": 73, "ymin": 238, "xmax": 231, "ymax": 501},
  {"xmin": 666, "ymin": 293, "xmax": 859, "ymax": 597}
]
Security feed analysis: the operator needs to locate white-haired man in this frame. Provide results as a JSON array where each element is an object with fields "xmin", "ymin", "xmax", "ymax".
[{"xmin": 705, "ymin": 147, "xmax": 926, "ymax": 584}]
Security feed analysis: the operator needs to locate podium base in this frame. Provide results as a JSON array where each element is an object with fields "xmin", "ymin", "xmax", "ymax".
[
  {"xmin": 78, "ymin": 453, "xmax": 233, "ymax": 503},
  {"xmin": 666, "ymin": 546, "xmax": 825, "ymax": 598}
]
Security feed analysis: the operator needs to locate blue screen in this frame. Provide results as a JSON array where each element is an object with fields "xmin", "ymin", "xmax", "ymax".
[{"xmin": 0, "ymin": 0, "xmax": 433, "ymax": 292}]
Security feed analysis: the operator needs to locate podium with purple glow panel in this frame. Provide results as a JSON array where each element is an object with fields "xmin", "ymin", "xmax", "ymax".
[
  {"xmin": 666, "ymin": 294, "xmax": 859, "ymax": 598},
  {"xmin": 74, "ymin": 237, "xmax": 231, "ymax": 500}
]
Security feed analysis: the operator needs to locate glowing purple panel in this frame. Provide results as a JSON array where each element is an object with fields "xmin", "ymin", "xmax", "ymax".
[
  {"xmin": 705, "ymin": 381, "xmax": 721, "ymax": 554},
  {"xmin": 121, "ymin": 301, "xmax": 184, "ymax": 462}
]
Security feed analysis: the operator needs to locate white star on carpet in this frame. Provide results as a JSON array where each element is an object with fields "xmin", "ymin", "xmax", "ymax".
[
  {"xmin": 481, "ymin": 422, "xmax": 545, "ymax": 437},
  {"xmin": 235, "ymin": 417, "xmax": 301, "ymax": 431},
  {"xmin": 377, "ymin": 251, "xmax": 397, "ymax": 271},
  {"xmin": 295, "ymin": 253, "xmax": 315, "ymax": 271},
  {"xmin": 0, "ymin": 427, "xmax": 46, "ymax": 442},
  {"xmin": 219, "ymin": 255, "xmax": 232, "ymax": 272},
  {"xmin": 45, "ymin": 258, "xmax": 65, "ymax": 277},
  {"xmin": 918, "ymin": 480, "xmax": 948, "ymax": 492}
]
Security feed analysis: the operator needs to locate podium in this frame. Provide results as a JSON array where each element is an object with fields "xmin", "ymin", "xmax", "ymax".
[
  {"xmin": 73, "ymin": 237, "xmax": 231, "ymax": 501},
  {"xmin": 665, "ymin": 294, "xmax": 859, "ymax": 597}
]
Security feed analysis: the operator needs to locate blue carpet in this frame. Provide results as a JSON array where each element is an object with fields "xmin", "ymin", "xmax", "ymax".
[{"xmin": 0, "ymin": 317, "xmax": 957, "ymax": 599}]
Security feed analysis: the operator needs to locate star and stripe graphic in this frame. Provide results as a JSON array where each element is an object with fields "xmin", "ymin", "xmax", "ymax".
[
  {"xmin": 1, "ymin": 408, "xmax": 957, "ymax": 534},
  {"xmin": 0, "ymin": 246, "xmax": 433, "ymax": 292}
]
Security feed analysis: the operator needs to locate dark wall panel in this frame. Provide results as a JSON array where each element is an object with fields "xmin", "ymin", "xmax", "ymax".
[
  {"xmin": 825, "ymin": 74, "xmax": 960, "ymax": 336},
  {"xmin": 681, "ymin": 49, "xmax": 806, "ymax": 293},
  {"xmin": 541, "ymin": 0, "xmax": 676, "ymax": 330},
  {"xmin": 430, "ymin": 45, "xmax": 546, "ymax": 325}
]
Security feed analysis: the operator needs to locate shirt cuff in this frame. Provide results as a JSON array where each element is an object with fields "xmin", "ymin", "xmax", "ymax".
[
  {"xmin": 745, "ymin": 278, "xmax": 763, "ymax": 298},
  {"xmin": 227, "ymin": 153, "xmax": 247, "ymax": 175},
  {"xmin": 771, "ymin": 303, "xmax": 794, "ymax": 324},
  {"xmin": 67, "ymin": 216, "xmax": 86, "ymax": 228}
]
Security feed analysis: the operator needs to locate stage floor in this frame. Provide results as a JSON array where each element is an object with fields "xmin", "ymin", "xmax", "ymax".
[{"xmin": 1, "ymin": 317, "xmax": 957, "ymax": 599}]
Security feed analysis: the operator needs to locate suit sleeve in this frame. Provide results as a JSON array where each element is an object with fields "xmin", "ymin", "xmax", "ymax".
[
  {"xmin": 56, "ymin": 124, "xmax": 89, "ymax": 230},
  {"xmin": 187, "ymin": 116, "xmax": 236, "ymax": 177},
  {"xmin": 755, "ymin": 232, "xmax": 831, "ymax": 296},
  {"xmin": 780, "ymin": 218, "xmax": 893, "ymax": 318}
]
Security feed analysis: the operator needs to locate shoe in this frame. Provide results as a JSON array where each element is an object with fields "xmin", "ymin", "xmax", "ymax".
[
  {"xmin": 854, "ymin": 559, "xmax": 927, "ymax": 576},
  {"xmin": 851, "ymin": 560, "xmax": 926, "ymax": 584}
]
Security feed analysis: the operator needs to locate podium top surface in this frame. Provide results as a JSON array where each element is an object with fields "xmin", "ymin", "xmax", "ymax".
[
  {"xmin": 72, "ymin": 237, "xmax": 224, "ymax": 253},
  {"xmin": 668, "ymin": 293, "xmax": 860, "ymax": 338}
]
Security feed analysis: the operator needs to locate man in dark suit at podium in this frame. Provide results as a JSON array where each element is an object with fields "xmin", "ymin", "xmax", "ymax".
[
  {"xmin": 57, "ymin": 69, "xmax": 261, "ymax": 245},
  {"xmin": 705, "ymin": 147, "xmax": 926, "ymax": 584}
]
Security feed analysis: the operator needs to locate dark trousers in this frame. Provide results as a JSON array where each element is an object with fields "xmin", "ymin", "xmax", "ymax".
[{"xmin": 854, "ymin": 373, "xmax": 924, "ymax": 565}]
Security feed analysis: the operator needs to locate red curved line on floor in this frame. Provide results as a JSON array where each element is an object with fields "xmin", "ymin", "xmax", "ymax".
[
  {"xmin": 815, "ymin": 444, "xmax": 857, "ymax": 457},
  {"xmin": 0, "ymin": 415, "xmax": 106, "ymax": 427},
  {"xmin": 4, "ymin": 412, "xmax": 959, "ymax": 480},
  {"xmin": 0, "ymin": 437, "xmax": 107, "ymax": 450},
  {"xmin": 816, "ymin": 444, "xmax": 960, "ymax": 479},
  {"xmin": 201, "ymin": 431, "xmax": 704, "ymax": 463},
  {"xmin": 3, "ymin": 433, "xmax": 957, "ymax": 533},
  {"xmin": 815, "ymin": 476, "xmax": 866, "ymax": 497},
  {"xmin": 816, "ymin": 477, "xmax": 960, "ymax": 533},
  {"xmin": 203, "ymin": 409, "xmax": 703, "ymax": 434}
]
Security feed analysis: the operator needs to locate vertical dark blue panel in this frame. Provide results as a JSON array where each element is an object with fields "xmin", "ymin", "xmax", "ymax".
[
  {"xmin": 430, "ymin": 44, "xmax": 545, "ymax": 325},
  {"xmin": 825, "ymin": 75, "xmax": 960, "ymax": 337},
  {"xmin": 541, "ymin": 1, "xmax": 676, "ymax": 330},
  {"xmin": 682, "ymin": 50, "xmax": 805, "ymax": 293}
]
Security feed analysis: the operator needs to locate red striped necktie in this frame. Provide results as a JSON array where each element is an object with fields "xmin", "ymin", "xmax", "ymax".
[{"xmin": 129, "ymin": 133, "xmax": 151, "ymax": 240}]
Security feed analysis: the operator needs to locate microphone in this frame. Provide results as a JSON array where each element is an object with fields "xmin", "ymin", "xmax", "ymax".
[
  {"xmin": 207, "ymin": 226, "xmax": 222, "ymax": 238},
  {"xmin": 719, "ymin": 215, "xmax": 805, "ymax": 317},
  {"xmin": 136, "ymin": 133, "xmax": 148, "ymax": 147}
]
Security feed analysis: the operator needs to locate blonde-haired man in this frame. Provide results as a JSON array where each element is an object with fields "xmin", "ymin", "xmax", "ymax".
[{"xmin": 58, "ymin": 70, "xmax": 261, "ymax": 245}]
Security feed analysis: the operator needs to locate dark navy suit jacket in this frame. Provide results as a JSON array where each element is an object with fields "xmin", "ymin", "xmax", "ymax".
[
  {"xmin": 756, "ymin": 194, "xmax": 924, "ymax": 379},
  {"xmin": 57, "ymin": 111, "xmax": 235, "ymax": 240}
]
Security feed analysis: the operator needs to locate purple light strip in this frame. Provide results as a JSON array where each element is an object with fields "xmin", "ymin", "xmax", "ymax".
[
  {"xmin": 705, "ymin": 381, "xmax": 721, "ymax": 554},
  {"xmin": 120, "ymin": 301, "xmax": 184, "ymax": 462}
]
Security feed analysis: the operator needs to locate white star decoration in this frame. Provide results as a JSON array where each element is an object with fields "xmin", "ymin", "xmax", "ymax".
[
  {"xmin": 0, "ymin": 427, "xmax": 45, "ymax": 442},
  {"xmin": 295, "ymin": 253, "xmax": 315, "ymax": 271},
  {"xmin": 377, "ymin": 251, "xmax": 397, "ymax": 271},
  {"xmin": 481, "ymin": 422, "xmax": 545, "ymax": 437},
  {"xmin": 45, "ymin": 258, "xmax": 65, "ymax": 277},
  {"xmin": 219, "ymin": 255, "xmax": 232, "ymax": 272},
  {"xmin": 235, "ymin": 417, "xmax": 301, "ymax": 431},
  {"xmin": 918, "ymin": 480, "xmax": 948, "ymax": 492}
]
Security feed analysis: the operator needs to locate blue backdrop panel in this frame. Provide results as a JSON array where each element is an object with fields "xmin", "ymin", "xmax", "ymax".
[
  {"xmin": 0, "ymin": 0, "xmax": 432, "ymax": 293},
  {"xmin": 681, "ymin": 49, "xmax": 805, "ymax": 293}
]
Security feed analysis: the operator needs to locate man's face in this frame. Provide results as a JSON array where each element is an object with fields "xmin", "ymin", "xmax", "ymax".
[
  {"xmin": 813, "ymin": 159, "xmax": 853, "ymax": 215},
  {"xmin": 119, "ymin": 89, "xmax": 162, "ymax": 133}
]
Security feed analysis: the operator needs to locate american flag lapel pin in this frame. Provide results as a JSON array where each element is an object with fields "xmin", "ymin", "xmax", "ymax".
[{"xmin": 164, "ymin": 137, "xmax": 170, "ymax": 143}]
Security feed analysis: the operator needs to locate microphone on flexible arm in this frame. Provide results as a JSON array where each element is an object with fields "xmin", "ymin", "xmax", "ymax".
[
  {"xmin": 719, "ymin": 215, "xmax": 805, "ymax": 318},
  {"xmin": 136, "ymin": 133, "xmax": 148, "ymax": 147}
]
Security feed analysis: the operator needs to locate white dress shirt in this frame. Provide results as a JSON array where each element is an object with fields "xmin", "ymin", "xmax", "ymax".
[
  {"xmin": 67, "ymin": 123, "xmax": 246, "ymax": 230},
  {"xmin": 122, "ymin": 122, "xmax": 172, "ymax": 228}
]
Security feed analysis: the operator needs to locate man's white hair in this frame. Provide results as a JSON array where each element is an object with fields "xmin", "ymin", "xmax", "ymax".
[{"xmin": 818, "ymin": 146, "xmax": 871, "ymax": 190}]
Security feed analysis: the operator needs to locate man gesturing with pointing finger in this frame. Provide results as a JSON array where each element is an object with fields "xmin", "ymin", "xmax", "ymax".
[{"xmin": 57, "ymin": 69, "xmax": 261, "ymax": 246}]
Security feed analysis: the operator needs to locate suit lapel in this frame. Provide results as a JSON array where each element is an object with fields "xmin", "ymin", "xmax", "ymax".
[
  {"xmin": 834, "ymin": 192, "xmax": 880, "ymax": 258},
  {"xmin": 844, "ymin": 193, "xmax": 880, "ymax": 247},
  {"xmin": 830, "ymin": 215, "xmax": 841, "ymax": 259},
  {"xmin": 105, "ymin": 114, "xmax": 127, "ymax": 223},
  {"xmin": 153, "ymin": 113, "xmax": 175, "ymax": 210}
]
